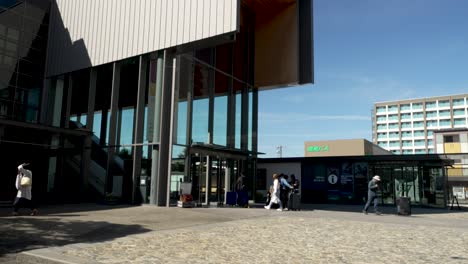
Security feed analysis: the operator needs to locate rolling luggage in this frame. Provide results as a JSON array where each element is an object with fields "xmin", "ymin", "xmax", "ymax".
[
  {"xmin": 237, "ymin": 190, "xmax": 249, "ymax": 207},
  {"xmin": 226, "ymin": 191, "xmax": 237, "ymax": 206},
  {"xmin": 288, "ymin": 192, "xmax": 301, "ymax": 211}
]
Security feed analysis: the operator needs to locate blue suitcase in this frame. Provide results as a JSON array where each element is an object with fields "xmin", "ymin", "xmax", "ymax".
[
  {"xmin": 226, "ymin": 191, "xmax": 237, "ymax": 206},
  {"xmin": 237, "ymin": 191, "xmax": 249, "ymax": 207}
]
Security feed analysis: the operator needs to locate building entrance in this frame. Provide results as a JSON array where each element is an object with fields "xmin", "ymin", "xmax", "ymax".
[{"xmin": 190, "ymin": 153, "xmax": 242, "ymax": 206}]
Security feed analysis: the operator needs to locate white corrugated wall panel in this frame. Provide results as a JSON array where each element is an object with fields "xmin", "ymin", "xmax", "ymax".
[
  {"xmin": 210, "ymin": 0, "xmax": 218, "ymax": 37},
  {"xmin": 159, "ymin": 0, "xmax": 167, "ymax": 49},
  {"xmin": 142, "ymin": 0, "xmax": 152, "ymax": 54},
  {"xmin": 171, "ymin": 0, "xmax": 179, "ymax": 47},
  {"xmin": 202, "ymin": 0, "xmax": 210, "ymax": 39},
  {"xmin": 176, "ymin": 0, "xmax": 184, "ymax": 45},
  {"xmin": 195, "ymin": 1, "xmax": 204, "ymax": 41},
  {"xmin": 47, "ymin": 0, "xmax": 239, "ymax": 77},
  {"xmin": 165, "ymin": 0, "xmax": 174, "ymax": 48},
  {"xmin": 152, "ymin": 0, "xmax": 162, "ymax": 53},
  {"xmin": 188, "ymin": 0, "xmax": 197, "ymax": 42},
  {"xmin": 216, "ymin": 0, "xmax": 224, "ymax": 35},
  {"xmin": 231, "ymin": 0, "xmax": 237, "ymax": 32}
]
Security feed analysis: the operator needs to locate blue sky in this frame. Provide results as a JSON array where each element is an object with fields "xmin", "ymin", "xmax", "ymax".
[{"xmin": 258, "ymin": 0, "xmax": 468, "ymax": 158}]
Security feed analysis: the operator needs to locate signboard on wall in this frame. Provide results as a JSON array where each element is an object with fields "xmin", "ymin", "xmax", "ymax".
[
  {"xmin": 340, "ymin": 162, "xmax": 354, "ymax": 200},
  {"xmin": 327, "ymin": 166, "xmax": 340, "ymax": 201},
  {"xmin": 353, "ymin": 162, "xmax": 368, "ymax": 202}
]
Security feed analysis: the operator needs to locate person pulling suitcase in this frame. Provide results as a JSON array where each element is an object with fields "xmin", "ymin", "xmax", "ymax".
[{"xmin": 288, "ymin": 174, "xmax": 301, "ymax": 211}]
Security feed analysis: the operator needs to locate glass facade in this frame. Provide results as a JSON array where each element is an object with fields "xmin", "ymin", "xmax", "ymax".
[
  {"xmin": 1, "ymin": 1, "xmax": 314, "ymax": 206},
  {"xmin": 39, "ymin": 3, "xmax": 259, "ymax": 206},
  {"xmin": 0, "ymin": 0, "xmax": 49, "ymax": 122},
  {"xmin": 295, "ymin": 157, "xmax": 448, "ymax": 208}
]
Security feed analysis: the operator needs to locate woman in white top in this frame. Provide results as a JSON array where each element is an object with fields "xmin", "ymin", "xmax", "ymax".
[
  {"xmin": 264, "ymin": 173, "xmax": 283, "ymax": 211},
  {"xmin": 13, "ymin": 163, "xmax": 38, "ymax": 216}
]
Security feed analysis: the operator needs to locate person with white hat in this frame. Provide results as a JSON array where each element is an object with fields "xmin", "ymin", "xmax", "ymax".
[{"xmin": 363, "ymin": 175, "xmax": 382, "ymax": 215}]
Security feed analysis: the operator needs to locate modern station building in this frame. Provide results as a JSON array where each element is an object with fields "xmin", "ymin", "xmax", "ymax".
[{"xmin": 0, "ymin": 0, "xmax": 314, "ymax": 206}]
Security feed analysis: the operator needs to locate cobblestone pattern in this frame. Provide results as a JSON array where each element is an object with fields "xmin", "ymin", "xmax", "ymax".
[{"xmin": 60, "ymin": 213, "xmax": 468, "ymax": 264}]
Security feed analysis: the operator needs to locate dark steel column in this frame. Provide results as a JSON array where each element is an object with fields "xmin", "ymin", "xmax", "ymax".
[
  {"xmin": 132, "ymin": 55, "xmax": 148, "ymax": 204},
  {"xmin": 106, "ymin": 62, "xmax": 121, "ymax": 194},
  {"xmin": 63, "ymin": 74, "xmax": 73, "ymax": 128},
  {"xmin": 82, "ymin": 68, "xmax": 97, "ymax": 194},
  {"xmin": 184, "ymin": 54, "xmax": 194, "ymax": 182},
  {"xmin": 155, "ymin": 49, "xmax": 176, "ymax": 206},
  {"xmin": 150, "ymin": 51, "xmax": 164, "ymax": 205}
]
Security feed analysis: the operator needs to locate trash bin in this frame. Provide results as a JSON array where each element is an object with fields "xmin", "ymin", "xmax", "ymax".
[{"xmin": 396, "ymin": 196, "xmax": 411, "ymax": 216}]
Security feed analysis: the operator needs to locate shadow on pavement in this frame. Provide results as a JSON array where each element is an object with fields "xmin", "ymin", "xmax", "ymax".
[
  {"xmin": 308, "ymin": 203, "xmax": 466, "ymax": 215},
  {"xmin": 0, "ymin": 203, "xmax": 137, "ymax": 218},
  {"xmin": 0, "ymin": 209, "xmax": 151, "ymax": 258}
]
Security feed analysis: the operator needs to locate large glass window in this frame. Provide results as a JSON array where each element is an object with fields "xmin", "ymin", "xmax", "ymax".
[
  {"xmin": 376, "ymin": 106, "xmax": 386, "ymax": 113},
  {"xmin": 402, "ymin": 131, "xmax": 412, "ymax": 138},
  {"xmin": 69, "ymin": 69, "xmax": 90, "ymax": 128},
  {"xmin": 425, "ymin": 101, "xmax": 436, "ymax": 109},
  {"xmin": 388, "ymin": 105, "xmax": 398, "ymax": 112},
  {"xmin": 400, "ymin": 104, "xmax": 410, "ymax": 111},
  {"xmin": 439, "ymin": 119, "xmax": 451, "ymax": 127},
  {"xmin": 402, "ymin": 140, "xmax": 412, "ymax": 147},
  {"xmin": 377, "ymin": 133, "xmax": 387, "ymax": 139},
  {"xmin": 388, "ymin": 114, "xmax": 398, "ymax": 121},
  {"xmin": 175, "ymin": 55, "xmax": 191, "ymax": 145},
  {"xmin": 426, "ymin": 111, "xmax": 437, "ymax": 118},
  {"xmin": 453, "ymin": 109, "xmax": 466, "ymax": 116},
  {"xmin": 439, "ymin": 110, "xmax": 450, "ymax": 117},
  {"xmin": 438, "ymin": 100, "xmax": 449, "ymax": 108},
  {"xmin": 454, "ymin": 118, "xmax": 466, "ymax": 126},
  {"xmin": 413, "ymin": 121, "xmax": 424, "ymax": 128},
  {"xmin": 377, "ymin": 116, "xmax": 387, "ymax": 122},
  {"xmin": 0, "ymin": 0, "xmax": 49, "ymax": 123},
  {"xmin": 377, "ymin": 124, "xmax": 387, "ymax": 130},
  {"xmin": 412, "ymin": 103, "xmax": 423, "ymax": 110},
  {"xmin": 93, "ymin": 64, "xmax": 113, "ymax": 145},
  {"xmin": 212, "ymin": 44, "xmax": 231, "ymax": 146},
  {"xmin": 192, "ymin": 49, "xmax": 212, "ymax": 144},
  {"xmin": 427, "ymin": 120, "xmax": 438, "ymax": 128},
  {"xmin": 389, "ymin": 132, "xmax": 399, "ymax": 139},
  {"xmin": 414, "ymin": 130, "xmax": 424, "ymax": 137},
  {"xmin": 378, "ymin": 142, "xmax": 388, "ymax": 148},
  {"xmin": 235, "ymin": 92, "xmax": 242, "ymax": 149},
  {"xmin": 412, "ymin": 112, "xmax": 423, "ymax": 119},
  {"xmin": 401, "ymin": 122, "xmax": 411, "ymax": 129},
  {"xmin": 414, "ymin": 140, "xmax": 425, "ymax": 147},
  {"xmin": 453, "ymin": 98, "xmax": 465, "ymax": 107},
  {"xmin": 401, "ymin": 113, "xmax": 411, "ymax": 120}
]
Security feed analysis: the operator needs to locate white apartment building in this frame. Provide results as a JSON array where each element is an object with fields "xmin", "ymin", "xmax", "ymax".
[{"xmin": 372, "ymin": 94, "xmax": 468, "ymax": 154}]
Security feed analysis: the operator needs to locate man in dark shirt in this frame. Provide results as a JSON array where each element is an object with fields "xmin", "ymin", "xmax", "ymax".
[{"xmin": 363, "ymin": 175, "xmax": 382, "ymax": 215}]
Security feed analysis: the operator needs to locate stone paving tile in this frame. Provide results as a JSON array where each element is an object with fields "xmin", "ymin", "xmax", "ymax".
[
  {"xmin": 3, "ymin": 205, "xmax": 468, "ymax": 264},
  {"xmin": 60, "ymin": 213, "xmax": 468, "ymax": 264}
]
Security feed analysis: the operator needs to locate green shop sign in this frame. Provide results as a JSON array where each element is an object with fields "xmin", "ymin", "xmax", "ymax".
[{"xmin": 307, "ymin": 145, "xmax": 329, "ymax": 152}]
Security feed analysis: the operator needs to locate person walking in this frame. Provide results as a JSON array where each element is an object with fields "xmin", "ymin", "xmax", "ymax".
[
  {"xmin": 363, "ymin": 175, "xmax": 381, "ymax": 215},
  {"xmin": 264, "ymin": 173, "xmax": 283, "ymax": 211},
  {"xmin": 13, "ymin": 163, "xmax": 38, "ymax": 216},
  {"xmin": 279, "ymin": 174, "xmax": 293, "ymax": 210},
  {"xmin": 289, "ymin": 174, "xmax": 300, "ymax": 193}
]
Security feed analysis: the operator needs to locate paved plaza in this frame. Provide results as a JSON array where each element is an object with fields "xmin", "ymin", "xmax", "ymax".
[{"xmin": 1, "ymin": 203, "xmax": 468, "ymax": 264}]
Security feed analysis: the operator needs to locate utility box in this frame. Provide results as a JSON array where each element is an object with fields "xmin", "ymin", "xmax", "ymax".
[{"xmin": 397, "ymin": 196, "xmax": 411, "ymax": 216}]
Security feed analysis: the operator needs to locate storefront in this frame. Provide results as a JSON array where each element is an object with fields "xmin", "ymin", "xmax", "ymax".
[{"xmin": 258, "ymin": 155, "xmax": 453, "ymax": 208}]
